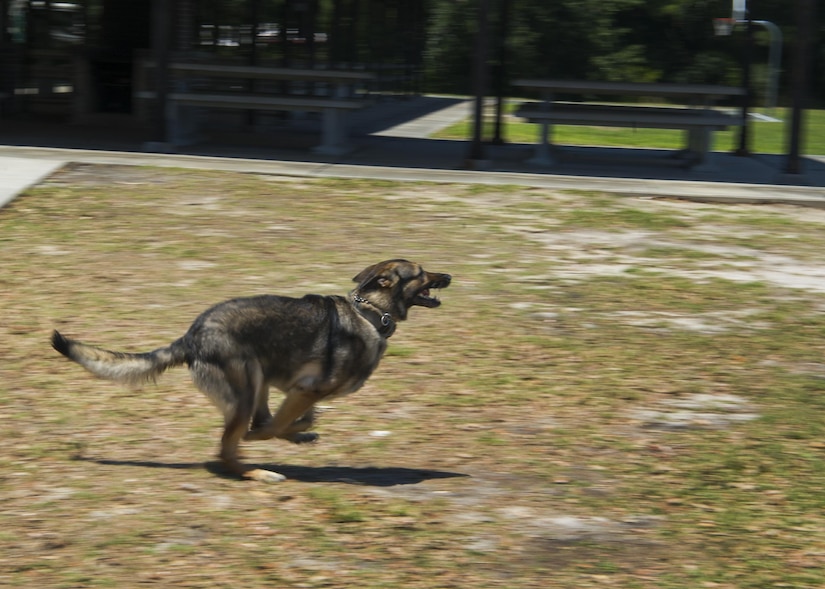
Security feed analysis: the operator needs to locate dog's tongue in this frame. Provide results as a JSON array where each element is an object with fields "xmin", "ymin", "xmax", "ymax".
[{"xmin": 421, "ymin": 289, "xmax": 430, "ymax": 297}]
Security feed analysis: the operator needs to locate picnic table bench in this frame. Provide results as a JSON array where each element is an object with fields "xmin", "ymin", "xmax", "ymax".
[
  {"xmin": 138, "ymin": 62, "xmax": 375, "ymax": 155},
  {"xmin": 512, "ymin": 79, "xmax": 745, "ymax": 169}
]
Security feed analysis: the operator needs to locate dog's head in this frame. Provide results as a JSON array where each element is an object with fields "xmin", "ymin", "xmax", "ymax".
[{"xmin": 352, "ymin": 259, "xmax": 451, "ymax": 321}]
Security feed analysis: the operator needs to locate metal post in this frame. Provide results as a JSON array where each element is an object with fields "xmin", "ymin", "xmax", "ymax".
[
  {"xmin": 281, "ymin": 0, "xmax": 291, "ymax": 67},
  {"xmin": 785, "ymin": 0, "xmax": 815, "ymax": 175},
  {"xmin": 249, "ymin": 0, "xmax": 259, "ymax": 65},
  {"xmin": 330, "ymin": 0, "xmax": 342, "ymax": 68},
  {"xmin": 735, "ymin": 7, "xmax": 753, "ymax": 156},
  {"xmin": 492, "ymin": 0, "xmax": 510, "ymax": 145},
  {"xmin": 306, "ymin": 0, "xmax": 317, "ymax": 69},
  {"xmin": 152, "ymin": 0, "xmax": 171, "ymax": 143},
  {"xmin": 0, "ymin": 0, "xmax": 6, "ymax": 45},
  {"xmin": 751, "ymin": 20, "xmax": 782, "ymax": 113},
  {"xmin": 467, "ymin": 0, "xmax": 489, "ymax": 164}
]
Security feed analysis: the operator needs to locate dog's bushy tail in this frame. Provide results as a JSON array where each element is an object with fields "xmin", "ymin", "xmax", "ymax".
[{"xmin": 52, "ymin": 330, "xmax": 187, "ymax": 385}]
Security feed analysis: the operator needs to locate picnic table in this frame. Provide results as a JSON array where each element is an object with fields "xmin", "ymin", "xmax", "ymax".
[
  {"xmin": 512, "ymin": 79, "xmax": 746, "ymax": 169},
  {"xmin": 138, "ymin": 61, "xmax": 375, "ymax": 155}
]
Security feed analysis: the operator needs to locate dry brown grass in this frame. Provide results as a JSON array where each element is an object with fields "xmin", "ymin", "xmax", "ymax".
[{"xmin": 3, "ymin": 164, "xmax": 825, "ymax": 588}]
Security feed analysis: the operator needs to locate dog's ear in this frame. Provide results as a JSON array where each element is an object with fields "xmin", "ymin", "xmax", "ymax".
[
  {"xmin": 353, "ymin": 262, "xmax": 398, "ymax": 289},
  {"xmin": 352, "ymin": 263, "xmax": 378, "ymax": 284}
]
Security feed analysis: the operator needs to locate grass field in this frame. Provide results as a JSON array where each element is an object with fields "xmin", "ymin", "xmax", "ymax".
[
  {"xmin": 433, "ymin": 105, "xmax": 825, "ymax": 156},
  {"xmin": 3, "ymin": 165, "xmax": 825, "ymax": 588}
]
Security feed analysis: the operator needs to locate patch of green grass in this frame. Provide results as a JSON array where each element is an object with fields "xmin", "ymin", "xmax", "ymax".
[
  {"xmin": 434, "ymin": 106, "xmax": 825, "ymax": 155},
  {"xmin": 561, "ymin": 206, "xmax": 690, "ymax": 230},
  {"xmin": 385, "ymin": 345, "xmax": 416, "ymax": 358},
  {"xmin": 476, "ymin": 431, "xmax": 507, "ymax": 446},
  {"xmin": 308, "ymin": 488, "xmax": 367, "ymax": 523},
  {"xmin": 638, "ymin": 245, "xmax": 737, "ymax": 260}
]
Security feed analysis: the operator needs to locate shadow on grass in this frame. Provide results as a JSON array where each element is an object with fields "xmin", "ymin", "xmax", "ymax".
[
  {"xmin": 240, "ymin": 463, "xmax": 467, "ymax": 486},
  {"xmin": 85, "ymin": 457, "xmax": 466, "ymax": 486}
]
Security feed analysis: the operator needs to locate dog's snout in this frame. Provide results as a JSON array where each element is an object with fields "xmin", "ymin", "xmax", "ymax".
[{"xmin": 435, "ymin": 273, "xmax": 451, "ymax": 287}]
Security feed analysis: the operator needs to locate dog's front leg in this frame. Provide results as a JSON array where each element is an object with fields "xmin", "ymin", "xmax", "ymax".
[
  {"xmin": 244, "ymin": 390, "xmax": 319, "ymax": 443},
  {"xmin": 289, "ymin": 406, "xmax": 316, "ymax": 432},
  {"xmin": 250, "ymin": 385, "xmax": 272, "ymax": 431}
]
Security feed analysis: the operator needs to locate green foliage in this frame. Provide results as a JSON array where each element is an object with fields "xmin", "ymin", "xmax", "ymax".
[{"xmin": 423, "ymin": 0, "xmax": 824, "ymax": 106}]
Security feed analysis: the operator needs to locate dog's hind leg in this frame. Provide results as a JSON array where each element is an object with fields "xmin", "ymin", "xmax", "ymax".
[
  {"xmin": 219, "ymin": 411, "xmax": 287, "ymax": 483},
  {"xmin": 289, "ymin": 406, "xmax": 316, "ymax": 433},
  {"xmin": 244, "ymin": 390, "xmax": 319, "ymax": 443},
  {"xmin": 198, "ymin": 361, "xmax": 286, "ymax": 483}
]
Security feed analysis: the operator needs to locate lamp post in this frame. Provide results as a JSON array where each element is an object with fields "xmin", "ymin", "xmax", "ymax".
[
  {"xmin": 714, "ymin": 16, "xmax": 783, "ymax": 114},
  {"xmin": 735, "ymin": 7, "xmax": 753, "ymax": 156}
]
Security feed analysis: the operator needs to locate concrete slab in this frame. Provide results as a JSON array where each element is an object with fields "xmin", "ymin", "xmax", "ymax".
[
  {"xmin": 372, "ymin": 99, "xmax": 472, "ymax": 138},
  {"xmin": 0, "ymin": 155, "xmax": 65, "ymax": 208}
]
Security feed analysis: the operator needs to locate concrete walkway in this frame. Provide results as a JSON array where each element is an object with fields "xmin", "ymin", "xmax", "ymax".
[
  {"xmin": 370, "ymin": 99, "xmax": 472, "ymax": 139},
  {"xmin": 0, "ymin": 155, "xmax": 66, "ymax": 209},
  {"xmin": 1, "ymin": 96, "xmax": 824, "ymax": 208}
]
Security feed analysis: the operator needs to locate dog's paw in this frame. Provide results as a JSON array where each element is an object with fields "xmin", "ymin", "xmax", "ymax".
[
  {"xmin": 290, "ymin": 432, "xmax": 319, "ymax": 444},
  {"xmin": 245, "ymin": 468, "xmax": 287, "ymax": 484},
  {"xmin": 244, "ymin": 428, "xmax": 269, "ymax": 441},
  {"xmin": 250, "ymin": 415, "xmax": 273, "ymax": 431},
  {"xmin": 290, "ymin": 415, "xmax": 315, "ymax": 432}
]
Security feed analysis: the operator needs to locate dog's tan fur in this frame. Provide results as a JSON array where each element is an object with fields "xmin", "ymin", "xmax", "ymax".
[{"xmin": 52, "ymin": 260, "xmax": 450, "ymax": 482}]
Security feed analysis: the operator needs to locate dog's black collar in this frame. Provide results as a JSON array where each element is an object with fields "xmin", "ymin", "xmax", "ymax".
[{"xmin": 352, "ymin": 293, "xmax": 396, "ymax": 338}]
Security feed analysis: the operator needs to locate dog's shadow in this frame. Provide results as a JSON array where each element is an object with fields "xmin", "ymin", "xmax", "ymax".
[
  {"xmin": 214, "ymin": 462, "xmax": 467, "ymax": 486},
  {"xmin": 85, "ymin": 457, "xmax": 466, "ymax": 487}
]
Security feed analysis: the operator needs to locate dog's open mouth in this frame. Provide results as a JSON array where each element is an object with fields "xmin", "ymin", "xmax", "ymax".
[
  {"xmin": 414, "ymin": 277, "xmax": 450, "ymax": 308},
  {"xmin": 414, "ymin": 288, "xmax": 440, "ymax": 308}
]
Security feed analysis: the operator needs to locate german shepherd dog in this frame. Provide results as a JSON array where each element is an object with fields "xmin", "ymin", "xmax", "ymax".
[{"xmin": 52, "ymin": 259, "xmax": 450, "ymax": 483}]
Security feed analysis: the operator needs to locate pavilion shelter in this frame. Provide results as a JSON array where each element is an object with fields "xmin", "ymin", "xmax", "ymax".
[{"xmin": 0, "ymin": 0, "xmax": 428, "ymax": 143}]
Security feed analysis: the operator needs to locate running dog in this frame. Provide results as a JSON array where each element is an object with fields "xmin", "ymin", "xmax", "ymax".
[{"xmin": 52, "ymin": 259, "xmax": 451, "ymax": 483}]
